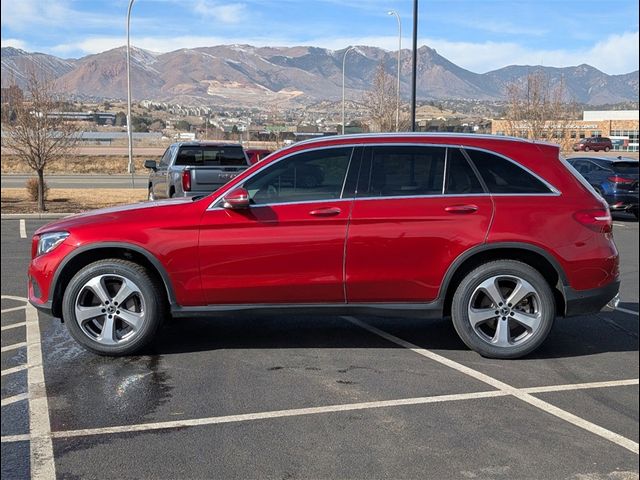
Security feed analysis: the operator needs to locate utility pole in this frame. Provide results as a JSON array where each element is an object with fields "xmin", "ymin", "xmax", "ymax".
[{"xmin": 410, "ymin": 0, "xmax": 418, "ymax": 132}]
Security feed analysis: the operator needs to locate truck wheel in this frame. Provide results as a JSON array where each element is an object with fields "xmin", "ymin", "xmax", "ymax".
[
  {"xmin": 148, "ymin": 188, "xmax": 155, "ymax": 201},
  {"xmin": 62, "ymin": 259, "xmax": 167, "ymax": 356},
  {"xmin": 451, "ymin": 260, "xmax": 555, "ymax": 359}
]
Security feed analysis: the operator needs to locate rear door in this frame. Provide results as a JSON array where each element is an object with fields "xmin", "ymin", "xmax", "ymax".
[{"xmin": 345, "ymin": 145, "xmax": 493, "ymax": 303}]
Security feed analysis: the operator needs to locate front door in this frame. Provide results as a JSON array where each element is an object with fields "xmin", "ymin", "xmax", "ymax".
[
  {"xmin": 198, "ymin": 146, "xmax": 357, "ymax": 304},
  {"xmin": 345, "ymin": 145, "xmax": 493, "ymax": 303}
]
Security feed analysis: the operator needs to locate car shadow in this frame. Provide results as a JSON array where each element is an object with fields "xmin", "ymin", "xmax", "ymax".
[{"xmin": 144, "ymin": 304, "xmax": 639, "ymax": 360}]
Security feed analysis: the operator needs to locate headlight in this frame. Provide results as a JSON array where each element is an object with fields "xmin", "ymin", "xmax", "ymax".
[{"xmin": 37, "ymin": 232, "xmax": 69, "ymax": 256}]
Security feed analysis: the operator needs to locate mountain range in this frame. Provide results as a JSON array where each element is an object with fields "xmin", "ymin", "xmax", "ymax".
[{"xmin": 1, "ymin": 45, "xmax": 638, "ymax": 106}]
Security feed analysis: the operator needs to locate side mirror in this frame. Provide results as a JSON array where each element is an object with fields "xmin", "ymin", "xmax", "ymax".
[
  {"xmin": 144, "ymin": 160, "xmax": 157, "ymax": 170},
  {"xmin": 222, "ymin": 187, "xmax": 250, "ymax": 209}
]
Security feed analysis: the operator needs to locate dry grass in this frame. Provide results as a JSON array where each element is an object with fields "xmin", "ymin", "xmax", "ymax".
[
  {"xmin": 1, "ymin": 188, "xmax": 147, "ymax": 214},
  {"xmin": 1, "ymin": 155, "xmax": 152, "ymax": 174}
]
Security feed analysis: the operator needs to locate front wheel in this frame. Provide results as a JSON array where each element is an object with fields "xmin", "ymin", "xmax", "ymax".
[
  {"xmin": 451, "ymin": 260, "xmax": 555, "ymax": 359},
  {"xmin": 62, "ymin": 259, "xmax": 167, "ymax": 356}
]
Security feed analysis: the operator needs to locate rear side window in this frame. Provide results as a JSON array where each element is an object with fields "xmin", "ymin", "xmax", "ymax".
[
  {"xmin": 464, "ymin": 149, "xmax": 552, "ymax": 194},
  {"xmin": 445, "ymin": 148, "xmax": 484, "ymax": 194},
  {"xmin": 175, "ymin": 146, "xmax": 246, "ymax": 166},
  {"xmin": 358, "ymin": 146, "xmax": 445, "ymax": 197}
]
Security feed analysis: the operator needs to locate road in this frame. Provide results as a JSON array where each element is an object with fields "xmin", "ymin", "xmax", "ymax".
[
  {"xmin": 1, "ymin": 215, "xmax": 638, "ymax": 479},
  {"xmin": 1, "ymin": 174, "xmax": 149, "ymax": 189}
]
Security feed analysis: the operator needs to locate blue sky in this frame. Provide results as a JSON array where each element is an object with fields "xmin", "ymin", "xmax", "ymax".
[{"xmin": 1, "ymin": 0, "xmax": 638, "ymax": 74}]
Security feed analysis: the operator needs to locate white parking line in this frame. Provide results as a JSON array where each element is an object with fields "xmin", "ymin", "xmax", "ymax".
[
  {"xmin": 25, "ymin": 301, "xmax": 56, "ymax": 479},
  {"xmin": 19, "ymin": 219, "xmax": 26, "ymax": 239},
  {"xmin": 1, "ymin": 306, "xmax": 27, "ymax": 314},
  {"xmin": 1, "ymin": 321, "xmax": 26, "ymax": 331},
  {"xmin": 343, "ymin": 316, "xmax": 639, "ymax": 455},
  {"xmin": 1, "ymin": 393, "xmax": 29, "ymax": 407},
  {"xmin": 0, "ymin": 434, "xmax": 30, "ymax": 443},
  {"xmin": 617, "ymin": 307, "xmax": 640, "ymax": 316},
  {"xmin": 1, "ymin": 342, "xmax": 27, "ymax": 353},
  {"xmin": 21, "ymin": 377, "xmax": 631, "ymax": 442},
  {"xmin": 1, "ymin": 364, "xmax": 28, "ymax": 377}
]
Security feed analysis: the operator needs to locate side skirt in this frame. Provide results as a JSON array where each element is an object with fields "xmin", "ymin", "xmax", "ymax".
[{"xmin": 171, "ymin": 302, "xmax": 444, "ymax": 319}]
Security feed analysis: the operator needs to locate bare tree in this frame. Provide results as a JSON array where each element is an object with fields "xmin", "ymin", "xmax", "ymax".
[
  {"xmin": 364, "ymin": 62, "xmax": 398, "ymax": 132},
  {"xmin": 1, "ymin": 72, "xmax": 77, "ymax": 211},
  {"xmin": 504, "ymin": 71, "xmax": 579, "ymax": 150}
]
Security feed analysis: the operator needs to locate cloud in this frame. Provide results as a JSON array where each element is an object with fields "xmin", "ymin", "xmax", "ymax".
[
  {"xmin": 0, "ymin": 38, "xmax": 29, "ymax": 50},
  {"xmin": 422, "ymin": 31, "xmax": 639, "ymax": 74},
  {"xmin": 1, "ymin": 0, "xmax": 122, "ymax": 31},
  {"xmin": 193, "ymin": 0, "xmax": 246, "ymax": 24}
]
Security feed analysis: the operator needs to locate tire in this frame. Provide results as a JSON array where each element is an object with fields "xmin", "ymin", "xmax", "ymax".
[
  {"xmin": 451, "ymin": 260, "xmax": 555, "ymax": 359},
  {"xmin": 62, "ymin": 259, "xmax": 167, "ymax": 356},
  {"xmin": 584, "ymin": 146, "xmax": 590, "ymax": 152},
  {"xmin": 148, "ymin": 187, "xmax": 155, "ymax": 201},
  {"xmin": 604, "ymin": 147, "xmax": 610, "ymax": 152}
]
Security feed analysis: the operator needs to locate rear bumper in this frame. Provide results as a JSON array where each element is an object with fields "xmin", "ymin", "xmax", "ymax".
[
  {"xmin": 604, "ymin": 192, "xmax": 639, "ymax": 211},
  {"xmin": 564, "ymin": 280, "xmax": 620, "ymax": 317}
]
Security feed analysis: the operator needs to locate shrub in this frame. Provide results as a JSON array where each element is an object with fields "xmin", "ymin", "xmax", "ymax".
[{"xmin": 25, "ymin": 177, "xmax": 49, "ymax": 202}]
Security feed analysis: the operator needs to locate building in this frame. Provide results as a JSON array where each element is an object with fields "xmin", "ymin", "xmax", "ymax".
[{"xmin": 492, "ymin": 110, "xmax": 639, "ymax": 152}]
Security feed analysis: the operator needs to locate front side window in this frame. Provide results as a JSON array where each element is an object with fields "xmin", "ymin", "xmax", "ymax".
[
  {"xmin": 464, "ymin": 149, "xmax": 553, "ymax": 194},
  {"xmin": 158, "ymin": 147, "xmax": 173, "ymax": 168},
  {"xmin": 244, "ymin": 147, "xmax": 353, "ymax": 205},
  {"xmin": 358, "ymin": 146, "xmax": 445, "ymax": 197}
]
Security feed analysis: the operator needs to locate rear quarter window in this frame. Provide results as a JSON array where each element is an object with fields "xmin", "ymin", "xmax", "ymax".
[{"xmin": 464, "ymin": 149, "xmax": 553, "ymax": 194}]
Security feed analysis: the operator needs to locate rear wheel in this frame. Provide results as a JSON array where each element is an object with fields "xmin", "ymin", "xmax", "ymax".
[
  {"xmin": 62, "ymin": 259, "xmax": 167, "ymax": 356},
  {"xmin": 451, "ymin": 260, "xmax": 555, "ymax": 359},
  {"xmin": 584, "ymin": 146, "xmax": 591, "ymax": 152},
  {"xmin": 604, "ymin": 146, "xmax": 611, "ymax": 152}
]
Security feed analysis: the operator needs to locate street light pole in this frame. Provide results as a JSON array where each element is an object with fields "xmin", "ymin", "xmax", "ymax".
[
  {"xmin": 410, "ymin": 0, "xmax": 418, "ymax": 132},
  {"xmin": 342, "ymin": 46, "xmax": 356, "ymax": 135},
  {"xmin": 126, "ymin": 0, "xmax": 135, "ymax": 187},
  {"xmin": 388, "ymin": 11, "xmax": 401, "ymax": 132}
]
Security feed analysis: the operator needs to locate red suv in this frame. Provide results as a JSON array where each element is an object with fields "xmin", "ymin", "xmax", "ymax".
[{"xmin": 28, "ymin": 134, "xmax": 620, "ymax": 359}]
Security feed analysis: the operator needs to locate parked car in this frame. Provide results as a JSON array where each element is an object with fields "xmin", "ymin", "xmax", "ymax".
[
  {"xmin": 245, "ymin": 148, "xmax": 273, "ymax": 165},
  {"xmin": 568, "ymin": 156, "xmax": 639, "ymax": 218},
  {"xmin": 29, "ymin": 133, "xmax": 620, "ymax": 359},
  {"xmin": 572, "ymin": 136, "xmax": 613, "ymax": 152},
  {"xmin": 144, "ymin": 142, "xmax": 249, "ymax": 200}
]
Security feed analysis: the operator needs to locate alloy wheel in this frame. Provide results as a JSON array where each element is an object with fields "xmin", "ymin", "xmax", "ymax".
[
  {"xmin": 74, "ymin": 274, "xmax": 146, "ymax": 346},
  {"xmin": 467, "ymin": 275, "xmax": 542, "ymax": 348}
]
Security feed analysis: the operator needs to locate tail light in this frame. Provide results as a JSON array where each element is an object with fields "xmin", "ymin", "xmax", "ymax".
[
  {"xmin": 573, "ymin": 208, "xmax": 612, "ymax": 233},
  {"xmin": 182, "ymin": 169, "xmax": 191, "ymax": 192},
  {"xmin": 607, "ymin": 176, "xmax": 634, "ymax": 184}
]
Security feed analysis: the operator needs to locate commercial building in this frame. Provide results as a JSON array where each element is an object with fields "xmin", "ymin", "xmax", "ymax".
[{"xmin": 492, "ymin": 110, "xmax": 639, "ymax": 152}]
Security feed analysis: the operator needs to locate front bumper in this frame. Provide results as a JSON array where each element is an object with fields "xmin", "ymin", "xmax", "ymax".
[{"xmin": 564, "ymin": 280, "xmax": 620, "ymax": 317}]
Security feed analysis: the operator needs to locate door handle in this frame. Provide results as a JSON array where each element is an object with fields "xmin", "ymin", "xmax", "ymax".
[
  {"xmin": 309, "ymin": 207, "xmax": 342, "ymax": 216},
  {"xmin": 444, "ymin": 204, "xmax": 478, "ymax": 214}
]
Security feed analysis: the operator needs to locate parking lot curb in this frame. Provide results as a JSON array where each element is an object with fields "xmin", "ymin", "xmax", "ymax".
[{"xmin": 1, "ymin": 213, "xmax": 75, "ymax": 219}]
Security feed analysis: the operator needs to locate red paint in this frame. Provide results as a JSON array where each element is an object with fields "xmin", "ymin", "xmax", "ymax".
[{"xmin": 28, "ymin": 134, "xmax": 619, "ymax": 316}]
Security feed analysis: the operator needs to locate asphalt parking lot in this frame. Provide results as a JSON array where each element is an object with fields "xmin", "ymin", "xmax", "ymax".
[{"xmin": 1, "ymin": 216, "xmax": 638, "ymax": 480}]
